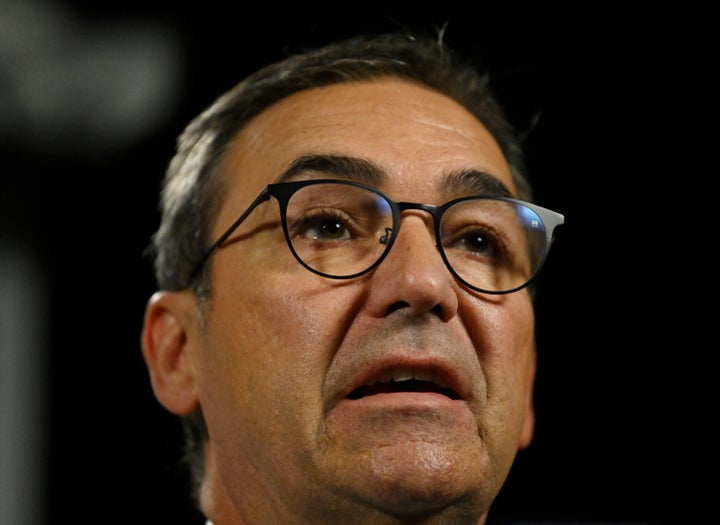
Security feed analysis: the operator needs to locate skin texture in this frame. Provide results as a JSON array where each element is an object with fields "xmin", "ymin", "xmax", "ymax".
[{"xmin": 141, "ymin": 78, "xmax": 537, "ymax": 525}]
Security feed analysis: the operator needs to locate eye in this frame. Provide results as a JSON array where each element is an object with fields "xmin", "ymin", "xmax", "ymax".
[
  {"xmin": 293, "ymin": 208, "xmax": 354, "ymax": 241},
  {"xmin": 459, "ymin": 230, "xmax": 494, "ymax": 255},
  {"xmin": 450, "ymin": 227, "xmax": 502, "ymax": 259},
  {"xmin": 440, "ymin": 201, "xmax": 514, "ymax": 264}
]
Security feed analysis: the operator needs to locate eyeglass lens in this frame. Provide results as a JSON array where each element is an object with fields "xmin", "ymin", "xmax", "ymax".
[{"xmin": 281, "ymin": 182, "xmax": 550, "ymax": 293}]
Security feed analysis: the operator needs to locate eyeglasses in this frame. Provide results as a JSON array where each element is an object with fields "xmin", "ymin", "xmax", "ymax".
[{"xmin": 191, "ymin": 179, "xmax": 564, "ymax": 294}]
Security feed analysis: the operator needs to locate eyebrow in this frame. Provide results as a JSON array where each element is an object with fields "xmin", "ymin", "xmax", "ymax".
[
  {"xmin": 277, "ymin": 154, "xmax": 385, "ymax": 186},
  {"xmin": 276, "ymin": 154, "xmax": 513, "ymax": 198},
  {"xmin": 442, "ymin": 168, "xmax": 514, "ymax": 198}
]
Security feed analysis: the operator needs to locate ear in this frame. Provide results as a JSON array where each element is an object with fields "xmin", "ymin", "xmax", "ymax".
[
  {"xmin": 518, "ymin": 343, "xmax": 537, "ymax": 450},
  {"xmin": 140, "ymin": 290, "xmax": 201, "ymax": 415}
]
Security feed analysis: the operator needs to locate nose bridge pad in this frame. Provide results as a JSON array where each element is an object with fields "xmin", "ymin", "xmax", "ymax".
[{"xmin": 378, "ymin": 226, "xmax": 394, "ymax": 245}]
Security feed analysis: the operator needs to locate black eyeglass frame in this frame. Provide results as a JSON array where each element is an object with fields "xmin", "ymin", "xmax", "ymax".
[{"xmin": 190, "ymin": 178, "xmax": 564, "ymax": 294}]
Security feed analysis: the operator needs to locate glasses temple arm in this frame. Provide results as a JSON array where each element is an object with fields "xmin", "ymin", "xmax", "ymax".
[{"xmin": 188, "ymin": 187, "xmax": 272, "ymax": 283}]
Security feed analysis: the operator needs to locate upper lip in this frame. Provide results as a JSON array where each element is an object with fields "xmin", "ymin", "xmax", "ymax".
[{"xmin": 336, "ymin": 353, "xmax": 472, "ymax": 404}]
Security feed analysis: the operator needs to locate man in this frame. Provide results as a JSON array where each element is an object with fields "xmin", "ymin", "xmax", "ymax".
[{"xmin": 141, "ymin": 31, "xmax": 563, "ymax": 524}]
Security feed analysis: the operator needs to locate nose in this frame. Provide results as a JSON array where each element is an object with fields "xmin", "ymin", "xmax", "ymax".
[{"xmin": 364, "ymin": 212, "xmax": 459, "ymax": 321}]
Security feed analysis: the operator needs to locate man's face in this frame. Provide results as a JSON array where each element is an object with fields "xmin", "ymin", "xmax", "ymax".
[{"xmin": 190, "ymin": 78, "xmax": 536, "ymax": 523}]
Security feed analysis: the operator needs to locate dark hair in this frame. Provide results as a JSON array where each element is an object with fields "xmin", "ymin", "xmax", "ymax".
[{"xmin": 148, "ymin": 29, "xmax": 534, "ymax": 505}]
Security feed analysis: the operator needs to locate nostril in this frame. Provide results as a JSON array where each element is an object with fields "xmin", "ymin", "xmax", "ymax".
[
  {"xmin": 385, "ymin": 301, "xmax": 410, "ymax": 316},
  {"xmin": 429, "ymin": 303, "xmax": 446, "ymax": 318},
  {"xmin": 383, "ymin": 300, "xmax": 447, "ymax": 320}
]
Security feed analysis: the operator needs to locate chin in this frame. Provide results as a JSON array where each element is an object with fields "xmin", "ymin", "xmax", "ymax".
[
  {"xmin": 359, "ymin": 483, "xmax": 488, "ymax": 524},
  {"xmin": 353, "ymin": 441, "xmax": 491, "ymax": 519}
]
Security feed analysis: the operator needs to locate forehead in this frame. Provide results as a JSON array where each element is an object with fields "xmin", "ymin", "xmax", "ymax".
[{"xmin": 218, "ymin": 78, "xmax": 514, "ymax": 203}]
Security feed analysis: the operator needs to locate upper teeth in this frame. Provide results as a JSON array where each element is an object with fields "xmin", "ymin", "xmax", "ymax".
[{"xmin": 367, "ymin": 368, "xmax": 446, "ymax": 387}]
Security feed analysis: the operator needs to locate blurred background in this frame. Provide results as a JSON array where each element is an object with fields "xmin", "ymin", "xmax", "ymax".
[{"xmin": 1, "ymin": 2, "xmax": 716, "ymax": 524}]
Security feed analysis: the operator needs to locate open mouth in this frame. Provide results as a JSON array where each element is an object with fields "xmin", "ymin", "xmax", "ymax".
[{"xmin": 347, "ymin": 369, "xmax": 461, "ymax": 400}]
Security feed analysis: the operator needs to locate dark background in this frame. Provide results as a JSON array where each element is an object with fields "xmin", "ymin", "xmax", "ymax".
[{"xmin": 2, "ymin": 3, "xmax": 716, "ymax": 524}]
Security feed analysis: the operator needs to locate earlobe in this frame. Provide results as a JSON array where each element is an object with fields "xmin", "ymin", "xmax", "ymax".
[
  {"xmin": 140, "ymin": 290, "xmax": 201, "ymax": 416},
  {"xmin": 518, "ymin": 344, "xmax": 537, "ymax": 450}
]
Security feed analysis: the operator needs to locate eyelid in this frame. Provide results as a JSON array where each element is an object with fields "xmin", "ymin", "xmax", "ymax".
[{"xmin": 288, "ymin": 206, "xmax": 352, "ymax": 234}]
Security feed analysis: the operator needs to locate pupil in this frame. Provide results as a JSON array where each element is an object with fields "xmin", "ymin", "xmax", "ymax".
[
  {"xmin": 468, "ymin": 233, "xmax": 487, "ymax": 250},
  {"xmin": 321, "ymin": 220, "xmax": 345, "ymax": 238}
]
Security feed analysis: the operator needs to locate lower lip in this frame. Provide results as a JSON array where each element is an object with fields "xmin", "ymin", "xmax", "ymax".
[{"xmin": 328, "ymin": 392, "xmax": 476, "ymax": 430}]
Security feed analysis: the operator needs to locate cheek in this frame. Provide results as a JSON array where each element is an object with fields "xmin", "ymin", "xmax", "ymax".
[
  {"xmin": 198, "ymin": 274, "xmax": 354, "ymax": 427},
  {"xmin": 464, "ymin": 294, "xmax": 535, "ymax": 416},
  {"xmin": 191, "ymin": 283, "xmax": 341, "ymax": 477}
]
